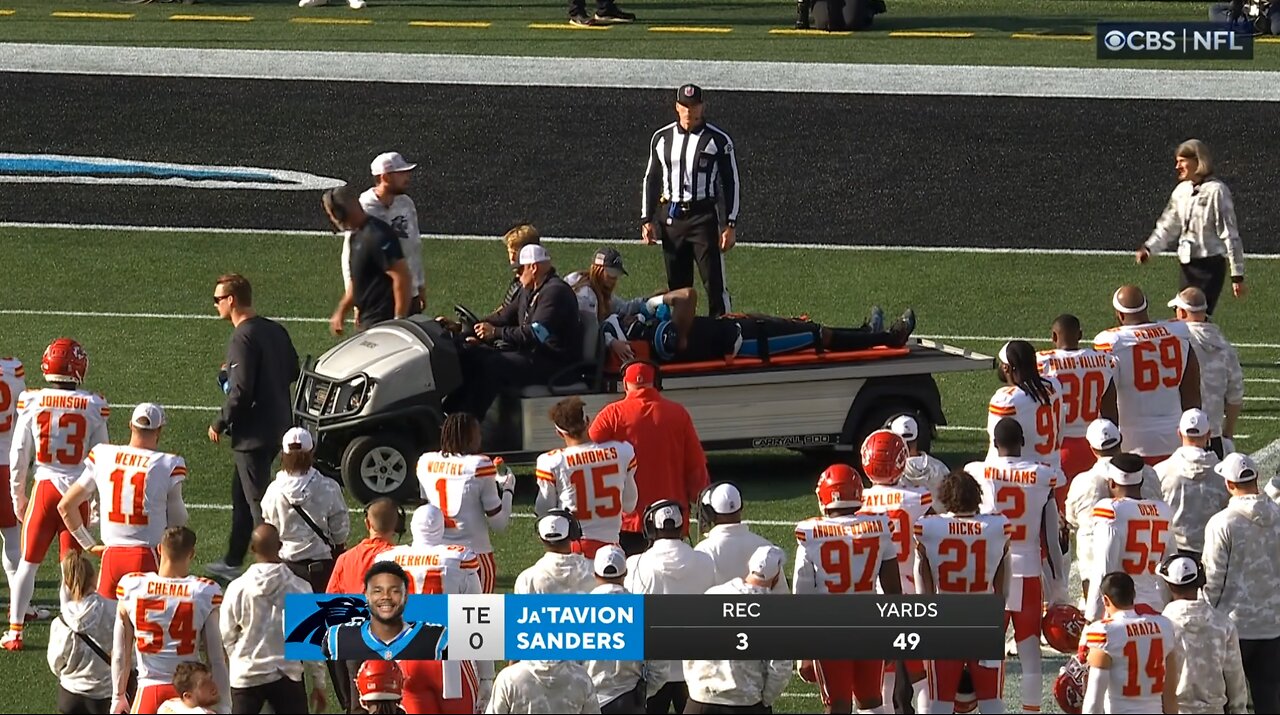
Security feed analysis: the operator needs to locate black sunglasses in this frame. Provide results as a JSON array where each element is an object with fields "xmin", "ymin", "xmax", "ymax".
[{"xmin": 213, "ymin": 294, "xmax": 232, "ymax": 304}]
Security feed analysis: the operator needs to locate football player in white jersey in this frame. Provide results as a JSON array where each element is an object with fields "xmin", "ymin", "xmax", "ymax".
[
  {"xmin": 966, "ymin": 418, "xmax": 1067, "ymax": 714},
  {"xmin": 1093, "ymin": 285, "xmax": 1201, "ymax": 465},
  {"xmin": 534, "ymin": 396, "xmax": 638, "ymax": 558},
  {"xmin": 1081, "ymin": 572, "xmax": 1179, "ymax": 715},
  {"xmin": 417, "ymin": 413, "xmax": 514, "ymax": 593},
  {"xmin": 0, "ymin": 356, "xmax": 25, "ymax": 586},
  {"xmin": 987, "ymin": 340, "xmax": 1065, "ymax": 479},
  {"xmin": 59, "ymin": 403, "xmax": 189, "ymax": 603},
  {"xmin": 113, "ymin": 526, "xmax": 229, "ymax": 715},
  {"xmin": 915, "ymin": 469, "xmax": 1012, "ymax": 715},
  {"xmin": 795, "ymin": 464, "xmax": 900, "ymax": 715},
  {"xmin": 4, "ymin": 338, "xmax": 110, "ymax": 651},
  {"xmin": 1084, "ymin": 454, "xmax": 1176, "ymax": 622},
  {"xmin": 1037, "ymin": 314, "xmax": 1119, "ymax": 487}
]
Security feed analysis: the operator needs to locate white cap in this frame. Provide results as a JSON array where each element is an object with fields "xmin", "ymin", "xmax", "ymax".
[
  {"xmin": 1215, "ymin": 452, "xmax": 1260, "ymax": 484},
  {"xmin": 518, "ymin": 244, "xmax": 551, "ymax": 266},
  {"xmin": 748, "ymin": 545, "xmax": 784, "ymax": 581},
  {"xmin": 1157, "ymin": 554, "xmax": 1201, "ymax": 586},
  {"xmin": 1086, "ymin": 419, "xmax": 1122, "ymax": 451},
  {"xmin": 648, "ymin": 502, "xmax": 683, "ymax": 530},
  {"xmin": 1107, "ymin": 456, "xmax": 1145, "ymax": 486},
  {"xmin": 370, "ymin": 151, "xmax": 417, "ymax": 176},
  {"xmin": 281, "ymin": 426, "xmax": 315, "ymax": 453},
  {"xmin": 888, "ymin": 414, "xmax": 919, "ymax": 442},
  {"xmin": 537, "ymin": 513, "xmax": 572, "ymax": 541},
  {"xmin": 594, "ymin": 545, "xmax": 627, "ymax": 578},
  {"xmin": 1179, "ymin": 408, "xmax": 1210, "ymax": 437},
  {"xmin": 704, "ymin": 483, "xmax": 742, "ymax": 515},
  {"xmin": 411, "ymin": 504, "xmax": 445, "ymax": 546},
  {"xmin": 130, "ymin": 403, "xmax": 166, "ymax": 430},
  {"xmin": 1167, "ymin": 287, "xmax": 1209, "ymax": 313}
]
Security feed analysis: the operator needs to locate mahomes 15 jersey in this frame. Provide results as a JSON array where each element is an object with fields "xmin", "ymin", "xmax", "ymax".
[
  {"xmin": 986, "ymin": 379, "xmax": 1065, "ymax": 472},
  {"xmin": 794, "ymin": 514, "xmax": 897, "ymax": 595},
  {"xmin": 117, "ymin": 572, "xmax": 222, "ymax": 685},
  {"xmin": 10, "ymin": 388, "xmax": 110, "ymax": 492},
  {"xmin": 376, "ymin": 543, "xmax": 482, "ymax": 595},
  {"xmin": 535, "ymin": 441, "xmax": 638, "ymax": 543},
  {"xmin": 1094, "ymin": 321, "xmax": 1193, "ymax": 458},
  {"xmin": 1082, "ymin": 610, "xmax": 1177, "ymax": 715},
  {"xmin": 0, "ymin": 358, "xmax": 26, "ymax": 464},
  {"xmin": 1036, "ymin": 348, "xmax": 1116, "ymax": 440},
  {"xmin": 1085, "ymin": 497, "xmax": 1175, "ymax": 621},
  {"xmin": 915, "ymin": 513, "xmax": 1011, "ymax": 594},
  {"xmin": 417, "ymin": 452, "xmax": 502, "ymax": 553},
  {"xmin": 859, "ymin": 483, "xmax": 932, "ymax": 592},
  {"xmin": 967, "ymin": 457, "xmax": 1064, "ymax": 578},
  {"xmin": 77, "ymin": 444, "xmax": 186, "ymax": 547}
]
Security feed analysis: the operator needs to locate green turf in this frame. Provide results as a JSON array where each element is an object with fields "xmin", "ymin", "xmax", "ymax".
[
  {"xmin": 0, "ymin": 226, "xmax": 1277, "ymax": 713},
  {"xmin": 3, "ymin": 0, "xmax": 1277, "ymax": 69}
]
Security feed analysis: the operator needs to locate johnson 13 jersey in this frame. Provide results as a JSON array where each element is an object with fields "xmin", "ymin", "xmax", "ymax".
[
  {"xmin": 535, "ymin": 441, "xmax": 638, "ymax": 543},
  {"xmin": 76, "ymin": 444, "xmax": 187, "ymax": 547},
  {"xmin": 376, "ymin": 543, "xmax": 483, "ymax": 595},
  {"xmin": 10, "ymin": 388, "xmax": 110, "ymax": 493},
  {"xmin": 417, "ymin": 452, "xmax": 502, "ymax": 553},
  {"xmin": 793, "ymin": 514, "xmax": 898, "ymax": 595},
  {"xmin": 859, "ymin": 483, "xmax": 932, "ymax": 592},
  {"xmin": 0, "ymin": 358, "xmax": 25, "ymax": 465},
  {"xmin": 1036, "ymin": 348, "xmax": 1117, "ymax": 440},
  {"xmin": 1082, "ymin": 610, "xmax": 1177, "ymax": 715},
  {"xmin": 967, "ymin": 457, "xmax": 1064, "ymax": 578},
  {"xmin": 915, "ymin": 513, "xmax": 1011, "ymax": 594},
  {"xmin": 1085, "ymin": 498, "xmax": 1175, "ymax": 622},
  {"xmin": 1094, "ymin": 321, "xmax": 1193, "ymax": 458},
  {"xmin": 986, "ymin": 378, "xmax": 1065, "ymax": 473},
  {"xmin": 117, "ymin": 572, "xmax": 222, "ymax": 685}
]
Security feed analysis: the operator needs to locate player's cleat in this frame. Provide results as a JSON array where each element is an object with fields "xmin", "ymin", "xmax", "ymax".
[
  {"xmin": 348, "ymin": 0, "xmax": 367, "ymax": 8},
  {"xmin": 868, "ymin": 305, "xmax": 885, "ymax": 333},
  {"xmin": 24, "ymin": 606, "xmax": 52, "ymax": 623},
  {"xmin": 593, "ymin": 5, "xmax": 635, "ymax": 23},
  {"xmin": 886, "ymin": 309, "xmax": 916, "ymax": 347},
  {"xmin": 298, "ymin": 0, "xmax": 328, "ymax": 6},
  {"xmin": 0, "ymin": 632, "xmax": 21, "ymax": 651},
  {"xmin": 569, "ymin": 13, "xmax": 597, "ymax": 26},
  {"xmin": 204, "ymin": 561, "xmax": 243, "ymax": 581}
]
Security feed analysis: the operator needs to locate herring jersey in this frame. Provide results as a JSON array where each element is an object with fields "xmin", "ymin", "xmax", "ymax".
[
  {"xmin": 793, "ymin": 514, "xmax": 897, "ymax": 595},
  {"xmin": 1094, "ymin": 322, "xmax": 1193, "ymax": 458},
  {"xmin": 9, "ymin": 388, "xmax": 110, "ymax": 493},
  {"xmin": 858, "ymin": 483, "xmax": 932, "ymax": 592},
  {"xmin": 417, "ymin": 452, "xmax": 502, "ymax": 553},
  {"xmin": 1036, "ymin": 348, "xmax": 1117, "ymax": 439},
  {"xmin": 915, "ymin": 513, "xmax": 1011, "ymax": 594},
  {"xmin": 1082, "ymin": 610, "xmax": 1177, "ymax": 715},
  {"xmin": 986, "ymin": 378, "xmax": 1065, "ymax": 471},
  {"xmin": 0, "ymin": 358, "xmax": 25, "ymax": 464},
  {"xmin": 1085, "ymin": 497, "xmax": 1175, "ymax": 621},
  {"xmin": 967, "ymin": 457, "xmax": 1064, "ymax": 578},
  {"xmin": 117, "ymin": 572, "xmax": 222, "ymax": 686},
  {"xmin": 535, "ymin": 441, "xmax": 638, "ymax": 544},
  {"xmin": 376, "ymin": 543, "xmax": 482, "ymax": 595},
  {"xmin": 324, "ymin": 619, "xmax": 447, "ymax": 662},
  {"xmin": 76, "ymin": 444, "xmax": 186, "ymax": 547}
]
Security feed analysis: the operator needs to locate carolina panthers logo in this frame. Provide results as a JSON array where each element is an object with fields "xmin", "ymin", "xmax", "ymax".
[{"xmin": 286, "ymin": 596, "xmax": 369, "ymax": 647}]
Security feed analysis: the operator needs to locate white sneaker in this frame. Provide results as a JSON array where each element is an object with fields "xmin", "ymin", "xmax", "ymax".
[
  {"xmin": 348, "ymin": 0, "xmax": 366, "ymax": 7},
  {"xmin": 298, "ymin": 0, "xmax": 329, "ymax": 7}
]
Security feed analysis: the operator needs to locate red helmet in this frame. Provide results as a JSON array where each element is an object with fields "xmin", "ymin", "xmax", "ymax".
[
  {"xmin": 817, "ymin": 464, "xmax": 864, "ymax": 511},
  {"xmin": 357, "ymin": 660, "xmax": 404, "ymax": 702},
  {"xmin": 953, "ymin": 691, "xmax": 978, "ymax": 714},
  {"xmin": 41, "ymin": 338, "xmax": 88, "ymax": 385},
  {"xmin": 1043, "ymin": 604, "xmax": 1088, "ymax": 654},
  {"xmin": 1054, "ymin": 653, "xmax": 1089, "ymax": 714},
  {"xmin": 860, "ymin": 429, "xmax": 908, "ymax": 485}
]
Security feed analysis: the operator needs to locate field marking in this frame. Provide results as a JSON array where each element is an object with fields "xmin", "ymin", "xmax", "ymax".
[
  {"xmin": 0, "ymin": 10, "xmax": 14, "ymax": 17},
  {"xmin": 3, "ymin": 43, "xmax": 1280, "ymax": 102},
  {"xmin": 1245, "ymin": 396, "xmax": 1280, "ymax": 402},
  {"xmin": 890, "ymin": 31, "xmax": 975, "ymax": 39},
  {"xmin": 170, "ymin": 14, "xmax": 255, "ymax": 23},
  {"xmin": 408, "ymin": 21, "xmax": 491, "ymax": 28},
  {"xmin": 768, "ymin": 28, "xmax": 850, "ymax": 36},
  {"xmin": 290, "ymin": 17, "xmax": 373, "ymax": 25},
  {"xmin": 1010, "ymin": 33, "xmax": 1092, "ymax": 41},
  {"xmin": 50, "ymin": 11, "xmax": 133, "ymax": 20},
  {"xmin": 1259, "ymin": 37, "xmax": 1280, "ymax": 44},
  {"xmin": 1247, "ymin": 378, "xmax": 1280, "ymax": 384},
  {"xmin": 528, "ymin": 22, "xmax": 610, "ymax": 31},
  {"xmin": 649, "ymin": 26, "xmax": 734, "ymax": 34}
]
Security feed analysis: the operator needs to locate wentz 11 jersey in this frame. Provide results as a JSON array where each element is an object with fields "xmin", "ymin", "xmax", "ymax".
[
  {"xmin": 117, "ymin": 572, "xmax": 222, "ymax": 686},
  {"xmin": 417, "ymin": 452, "xmax": 501, "ymax": 553},
  {"xmin": 793, "ymin": 514, "xmax": 897, "ymax": 595},
  {"xmin": 77, "ymin": 444, "xmax": 187, "ymax": 547},
  {"xmin": 915, "ymin": 513, "xmax": 1011, "ymax": 594}
]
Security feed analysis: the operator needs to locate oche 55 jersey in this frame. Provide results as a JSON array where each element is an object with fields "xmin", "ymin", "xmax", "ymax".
[
  {"xmin": 967, "ymin": 457, "xmax": 1064, "ymax": 579},
  {"xmin": 1085, "ymin": 497, "xmax": 1175, "ymax": 621},
  {"xmin": 117, "ymin": 572, "xmax": 222, "ymax": 686},
  {"xmin": 535, "ymin": 441, "xmax": 639, "ymax": 544},
  {"xmin": 1082, "ymin": 610, "xmax": 1178, "ymax": 715},
  {"xmin": 858, "ymin": 483, "xmax": 932, "ymax": 593},
  {"xmin": 376, "ymin": 543, "xmax": 483, "ymax": 595},
  {"xmin": 1036, "ymin": 348, "xmax": 1117, "ymax": 440},
  {"xmin": 915, "ymin": 513, "xmax": 1011, "ymax": 594},
  {"xmin": 1094, "ymin": 321, "xmax": 1194, "ymax": 458},
  {"xmin": 794, "ymin": 514, "xmax": 898, "ymax": 595},
  {"xmin": 77, "ymin": 444, "xmax": 186, "ymax": 547},
  {"xmin": 417, "ymin": 452, "xmax": 502, "ymax": 553},
  {"xmin": 10, "ymin": 387, "xmax": 110, "ymax": 493},
  {"xmin": 986, "ymin": 379, "xmax": 1065, "ymax": 472}
]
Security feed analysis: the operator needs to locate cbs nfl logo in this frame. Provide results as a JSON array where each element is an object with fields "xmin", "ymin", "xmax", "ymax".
[{"xmin": 1097, "ymin": 22, "xmax": 1253, "ymax": 60}]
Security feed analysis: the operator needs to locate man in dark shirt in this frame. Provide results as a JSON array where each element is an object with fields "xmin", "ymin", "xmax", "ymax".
[
  {"xmin": 206, "ymin": 273, "xmax": 301, "ymax": 581},
  {"xmin": 323, "ymin": 186, "xmax": 413, "ymax": 334}
]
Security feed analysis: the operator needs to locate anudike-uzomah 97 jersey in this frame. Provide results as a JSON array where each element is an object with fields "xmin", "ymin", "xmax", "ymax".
[
  {"xmin": 417, "ymin": 452, "xmax": 501, "ymax": 553},
  {"xmin": 376, "ymin": 543, "xmax": 482, "ymax": 595},
  {"xmin": 1094, "ymin": 321, "xmax": 1193, "ymax": 458},
  {"xmin": 794, "ymin": 514, "xmax": 897, "ymax": 595},
  {"xmin": 967, "ymin": 456, "xmax": 1063, "ymax": 578},
  {"xmin": 77, "ymin": 444, "xmax": 186, "ymax": 547},
  {"xmin": 859, "ymin": 483, "xmax": 932, "ymax": 592},
  {"xmin": 986, "ymin": 378, "xmax": 1064, "ymax": 472},
  {"xmin": 10, "ymin": 388, "xmax": 110, "ymax": 492},
  {"xmin": 535, "ymin": 440, "xmax": 638, "ymax": 543},
  {"xmin": 0, "ymin": 358, "xmax": 25, "ymax": 464},
  {"xmin": 117, "ymin": 572, "xmax": 222, "ymax": 685},
  {"xmin": 1036, "ymin": 348, "xmax": 1117, "ymax": 440},
  {"xmin": 915, "ymin": 513, "xmax": 1011, "ymax": 594},
  {"xmin": 1085, "ymin": 497, "xmax": 1175, "ymax": 621},
  {"xmin": 1082, "ymin": 610, "xmax": 1178, "ymax": 715}
]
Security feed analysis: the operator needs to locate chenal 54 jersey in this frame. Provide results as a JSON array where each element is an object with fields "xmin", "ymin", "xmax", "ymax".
[
  {"xmin": 914, "ymin": 513, "xmax": 1011, "ymax": 594},
  {"xmin": 77, "ymin": 444, "xmax": 187, "ymax": 547},
  {"xmin": 417, "ymin": 452, "xmax": 502, "ymax": 553},
  {"xmin": 117, "ymin": 572, "xmax": 222, "ymax": 685},
  {"xmin": 1082, "ymin": 610, "xmax": 1179, "ymax": 715},
  {"xmin": 1085, "ymin": 497, "xmax": 1175, "ymax": 622},
  {"xmin": 793, "ymin": 514, "xmax": 897, "ymax": 595},
  {"xmin": 966, "ymin": 457, "xmax": 1064, "ymax": 578},
  {"xmin": 858, "ymin": 483, "xmax": 932, "ymax": 592},
  {"xmin": 0, "ymin": 358, "xmax": 26, "ymax": 462},
  {"xmin": 377, "ymin": 543, "xmax": 483, "ymax": 595},
  {"xmin": 1036, "ymin": 348, "xmax": 1116, "ymax": 439},
  {"xmin": 986, "ymin": 378, "xmax": 1065, "ymax": 472},
  {"xmin": 9, "ymin": 388, "xmax": 110, "ymax": 492},
  {"xmin": 1094, "ymin": 321, "xmax": 1194, "ymax": 458},
  {"xmin": 535, "ymin": 440, "xmax": 638, "ymax": 543}
]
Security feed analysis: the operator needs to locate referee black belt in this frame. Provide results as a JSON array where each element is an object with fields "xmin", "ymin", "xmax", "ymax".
[{"xmin": 663, "ymin": 197, "xmax": 717, "ymax": 217}]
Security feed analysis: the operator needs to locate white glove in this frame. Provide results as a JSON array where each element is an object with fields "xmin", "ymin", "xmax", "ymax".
[
  {"xmin": 476, "ymin": 677, "xmax": 494, "ymax": 713},
  {"xmin": 497, "ymin": 471, "xmax": 516, "ymax": 495}
]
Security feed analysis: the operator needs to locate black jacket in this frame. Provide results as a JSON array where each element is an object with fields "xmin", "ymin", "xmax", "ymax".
[
  {"xmin": 483, "ymin": 271, "xmax": 582, "ymax": 362},
  {"xmin": 213, "ymin": 316, "xmax": 300, "ymax": 452}
]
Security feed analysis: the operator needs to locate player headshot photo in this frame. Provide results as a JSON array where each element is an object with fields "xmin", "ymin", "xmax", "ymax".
[{"xmin": 323, "ymin": 561, "xmax": 448, "ymax": 661}]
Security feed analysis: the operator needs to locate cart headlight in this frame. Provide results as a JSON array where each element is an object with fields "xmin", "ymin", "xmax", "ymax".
[{"xmin": 340, "ymin": 375, "xmax": 369, "ymax": 413}]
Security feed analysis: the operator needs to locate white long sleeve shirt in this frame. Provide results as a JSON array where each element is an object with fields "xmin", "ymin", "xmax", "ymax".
[
  {"xmin": 1163, "ymin": 599, "xmax": 1249, "ymax": 714},
  {"xmin": 695, "ymin": 523, "xmax": 789, "ymax": 594},
  {"xmin": 513, "ymin": 552, "xmax": 597, "ymax": 595},
  {"xmin": 220, "ymin": 562, "xmax": 326, "ymax": 690},
  {"xmin": 259, "ymin": 469, "xmax": 350, "ymax": 562},
  {"xmin": 1202, "ymin": 494, "xmax": 1280, "ymax": 639},
  {"xmin": 48, "ymin": 595, "xmax": 114, "ymax": 699},
  {"xmin": 626, "ymin": 540, "xmax": 717, "ymax": 683},
  {"xmin": 1155, "ymin": 447, "xmax": 1229, "ymax": 553},
  {"xmin": 485, "ymin": 661, "xmax": 601, "ymax": 714},
  {"xmin": 682, "ymin": 579, "xmax": 791, "ymax": 708},
  {"xmin": 1144, "ymin": 178, "xmax": 1245, "ymax": 278},
  {"xmin": 586, "ymin": 583, "xmax": 668, "ymax": 708}
]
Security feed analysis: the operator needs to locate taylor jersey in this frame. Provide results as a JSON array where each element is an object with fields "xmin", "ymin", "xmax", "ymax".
[
  {"xmin": 0, "ymin": 358, "xmax": 25, "ymax": 463},
  {"xmin": 9, "ymin": 388, "xmax": 110, "ymax": 493},
  {"xmin": 1085, "ymin": 498, "xmax": 1175, "ymax": 621},
  {"xmin": 1036, "ymin": 348, "xmax": 1117, "ymax": 439},
  {"xmin": 117, "ymin": 572, "xmax": 222, "ymax": 686},
  {"xmin": 376, "ymin": 543, "xmax": 482, "ymax": 595},
  {"xmin": 859, "ymin": 483, "xmax": 932, "ymax": 592},
  {"xmin": 535, "ymin": 441, "xmax": 638, "ymax": 543},
  {"xmin": 76, "ymin": 444, "xmax": 186, "ymax": 547},
  {"xmin": 324, "ymin": 620, "xmax": 447, "ymax": 662},
  {"xmin": 986, "ymin": 378, "xmax": 1064, "ymax": 471},
  {"xmin": 915, "ymin": 513, "xmax": 1011, "ymax": 594},
  {"xmin": 1082, "ymin": 610, "xmax": 1177, "ymax": 715},
  {"xmin": 793, "ymin": 514, "xmax": 897, "ymax": 595},
  {"xmin": 417, "ymin": 452, "xmax": 501, "ymax": 553},
  {"xmin": 1094, "ymin": 322, "xmax": 1193, "ymax": 458},
  {"xmin": 967, "ymin": 457, "xmax": 1064, "ymax": 578}
]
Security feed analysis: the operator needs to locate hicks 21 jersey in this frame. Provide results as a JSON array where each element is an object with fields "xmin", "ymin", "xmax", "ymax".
[
  {"xmin": 10, "ymin": 388, "xmax": 110, "ymax": 492},
  {"xmin": 77, "ymin": 444, "xmax": 187, "ymax": 547},
  {"xmin": 1094, "ymin": 322, "xmax": 1193, "ymax": 458},
  {"xmin": 859, "ymin": 483, "xmax": 932, "ymax": 592},
  {"xmin": 1085, "ymin": 497, "xmax": 1175, "ymax": 622},
  {"xmin": 967, "ymin": 457, "xmax": 1063, "ymax": 578},
  {"xmin": 117, "ymin": 572, "xmax": 222, "ymax": 685},
  {"xmin": 417, "ymin": 452, "xmax": 502, "ymax": 554},
  {"xmin": 1082, "ymin": 610, "xmax": 1178, "ymax": 715},
  {"xmin": 915, "ymin": 513, "xmax": 1011, "ymax": 594},
  {"xmin": 535, "ymin": 441, "xmax": 637, "ymax": 543},
  {"xmin": 376, "ymin": 543, "xmax": 483, "ymax": 595},
  {"xmin": 794, "ymin": 514, "xmax": 897, "ymax": 595},
  {"xmin": 0, "ymin": 358, "xmax": 26, "ymax": 464},
  {"xmin": 1036, "ymin": 348, "xmax": 1116, "ymax": 440},
  {"xmin": 986, "ymin": 379, "xmax": 1064, "ymax": 472}
]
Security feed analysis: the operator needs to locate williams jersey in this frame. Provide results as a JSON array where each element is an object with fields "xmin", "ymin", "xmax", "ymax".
[
  {"xmin": 915, "ymin": 513, "xmax": 1011, "ymax": 594},
  {"xmin": 323, "ymin": 620, "xmax": 447, "ymax": 662},
  {"xmin": 376, "ymin": 543, "xmax": 482, "ymax": 595},
  {"xmin": 1082, "ymin": 610, "xmax": 1178, "ymax": 715},
  {"xmin": 986, "ymin": 378, "xmax": 1064, "ymax": 472},
  {"xmin": 859, "ymin": 483, "xmax": 932, "ymax": 592},
  {"xmin": 535, "ymin": 440, "xmax": 638, "ymax": 544},
  {"xmin": 1036, "ymin": 348, "xmax": 1117, "ymax": 439},
  {"xmin": 417, "ymin": 452, "xmax": 501, "ymax": 553},
  {"xmin": 0, "ymin": 358, "xmax": 25, "ymax": 463},
  {"xmin": 1094, "ymin": 321, "xmax": 1193, "ymax": 458},
  {"xmin": 10, "ymin": 388, "xmax": 110, "ymax": 492},
  {"xmin": 967, "ymin": 456, "xmax": 1064, "ymax": 578},
  {"xmin": 793, "ymin": 514, "xmax": 897, "ymax": 595},
  {"xmin": 117, "ymin": 572, "xmax": 222, "ymax": 686},
  {"xmin": 76, "ymin": 444, "xmax": 186, "ymax": 547},
  {"xmin": 1085, "ymin": 497, "xmax": 1175, "ymax": 621}
]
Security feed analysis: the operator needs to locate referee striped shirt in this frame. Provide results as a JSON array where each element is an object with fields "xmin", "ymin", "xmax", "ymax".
[{"xmin": 641, "ymin": 121, "xmax": 740, "ymax": 225}]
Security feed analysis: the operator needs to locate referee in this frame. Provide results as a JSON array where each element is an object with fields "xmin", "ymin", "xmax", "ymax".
[{"xmin": 641, "ymin": 84, "xmax": 740, "ymax": 318}]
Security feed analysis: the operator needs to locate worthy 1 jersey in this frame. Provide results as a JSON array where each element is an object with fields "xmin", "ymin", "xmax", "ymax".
[
  {"xmin": 417, "ymin": 452, "xmax": 502, "ymax": 553},
  {"xmin": 76, "ymin": 444, "xmax": 186, "ymax": 547},
  {"xmin": 1082, "ymin": 610, "xmax": 1177, "ymax": 715},
  {"xmin": 915, "ymin": 513, "xmax": 1011, "ymax": 594},
  {"xmin": 1086, "ymin": 498, "xmax": 1175, "ymax": 621},
  {"xmin": 10, "ymin": 388, "xmax": 110, "ymax": 492},
  {"xmin": 0, "ymin": 358, "xmax": 25, "ymax": 464},
  {"xmin": 1094, "ymin": 322, "xmax": 1193, "ymax": 458},
  {"xmin": 986, "ymin": 378, "xmax": 1065, "ymax": 472},
  {"xmin": 967, "ymin": 457, "xmax": 1064, "ymax": 578},
  {"xmin": 1036, "ymin": 348, "xmax": 1117, "ymax": 440},
  {"xmin": 376, "ymin": 543, "xmax": 482, "ymax": 595},
  {"xmin": 859, "ymin": 483, "xmax": 932, "ymax": 592},
  {"xmin": 117, "ymin": 572, "xmax": 222, "ymax": 685},
  {"xmin": 535, "ymin": 441, "xmax": 637, "ymax": 543},
  {"xmin": 793, "ymin": 514, "xmax": 897, "ymax": 595}
]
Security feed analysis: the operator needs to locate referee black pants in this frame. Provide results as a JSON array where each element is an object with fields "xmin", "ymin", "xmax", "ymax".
[
  {"xmin": 1179, "ymin": 255, "xmax": 1227, "ymax": 316},
  {"xmin": 659, "ymin": 209, "xmax": 729, "ymax": 318}
]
